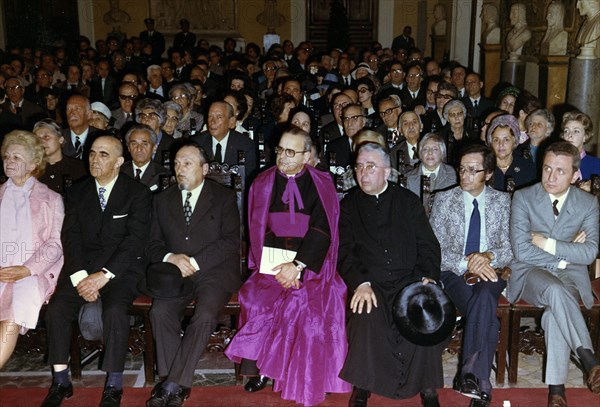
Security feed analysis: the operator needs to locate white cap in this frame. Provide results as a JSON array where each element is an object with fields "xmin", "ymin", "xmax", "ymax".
[{"xmin": 91, "ymin": 102, "xmax": 112, "ymax": 120}]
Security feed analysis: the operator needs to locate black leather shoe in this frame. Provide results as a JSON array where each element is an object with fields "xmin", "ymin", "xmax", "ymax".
[
  {"xmin": 348, "ymin": 387, "xmax": 370, "ymax": 407},
  {"xmin": 166, "ymin": 388, "xmax": 187, "ymax": 407},
  {"xmin": 469, "ymin": 392, "xmax": 491, "ymax": 407},
  {"xmin": 151, "ymin": 383, "xmax": 190, "ymax": 400},
  {"xmin": 41, "ymin": 382, "xmax": 74, "ymax": 407},
  {"xmin": 459, "ymin": 373, "xmax": 482, "ymax": 399},
  {"xmin": 147, "ymin": 387, "xmax": 171, "ymax": 407},
  {"xmin": 420, "ymin": 392, "xmax": 440, "ymax": 407},
  {"xmin": 99, "ymin": 386, "xmax": 123, "ymax": 407},
  {"xmin": 244, "ymin": 375, "xmax": 270, "ymax": 392}
]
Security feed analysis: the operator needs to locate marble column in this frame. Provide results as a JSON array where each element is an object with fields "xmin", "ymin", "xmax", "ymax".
[
  {"xmin": 502, "ymin": 57, "xmax": 525, "ymax": 88},
  {"xmin": 480, "ymin": 43, "xmax": 501, "ymax": 98},
  {"xmin": 538, "ymin": 55, "xmax": 569, "ymax": 109},
  {"xmin": 567, "ymin": 57, "xmax": 600, "ymax": 155}
]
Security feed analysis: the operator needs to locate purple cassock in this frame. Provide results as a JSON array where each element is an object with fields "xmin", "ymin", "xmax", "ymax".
[{"xmin": 225, "ymin": 165, "xmax": 351, "ymax": 406}]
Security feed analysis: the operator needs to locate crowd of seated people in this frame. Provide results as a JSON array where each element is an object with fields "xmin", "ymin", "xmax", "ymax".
[{"xmin": 0, "ymin": 22, "xmax": 600, "ymax": 407}]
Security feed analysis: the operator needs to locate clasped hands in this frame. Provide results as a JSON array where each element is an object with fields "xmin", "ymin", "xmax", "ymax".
[
  {"xmin": 465, "ymin": 251, "xmax": 497, "ymax": 282},
  {"xmin": 273, "ymin": 262, "xmax": 301, "ymax": 290},
  {"xmin": 350, "ymin": 277, "xmax": 437, "ymax": 315},
  {"xmin": 76, "ymin": 272, "xmax": 109, "ymax": 302},
  {"xmin": 0, "ymin": 265, "xmax": 31, "ymax": 283},
  {"xmin": 531, "ymin": 230, "xmax": 586, "ymax": 250}
]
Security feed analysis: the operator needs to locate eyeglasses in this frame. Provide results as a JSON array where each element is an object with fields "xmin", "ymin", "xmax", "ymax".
[
  {"xmin": 357, "ymin": 87, "xmax": 370, "ymax": 94},
  {"xmin": 354, "ymin": 163, "xmax": 386, "ymax": 174},
  {"xmin": 172, "ymin": 95, "xmax": 188, "ymax": 101},
  {"xmin": 379, "ymin": 107, "xmax": 400, "ymax": 117},
  {"xmin": 139, "ymin": 112, "xmax": 159, "ymax": 120},
  {"xmin": 264, "ymin": 66, "xmax": 276, "ymax": 71},
  {"xmin": 436, "ymin": 93, "xmax": 453, "ymax": 100},
  {"xmin": 391, "ymin": 69, "xmax": 404, "ymax": 74},
  {"xmin": 342, "ymin": 115, "xmax": 365, "ymax": 124},
  {"xmin": 119, "ymin": 94, "xmax": 137, "ymax": 101},
  {"xmin": 161, "ymin": 66, "xmax": 173, "ymax": 71},
  {"xmin": 368, "ymin": 58, "xmax": 379, "ymax": 63},
  {"xmin": 333, "ymin": 102, "xmax": 349, "ymax": 110},
  {"xmin": 407, "ymin": 73, "xmax": 421, "ymax": 79},
  {"xmin": 6, "ymin": 85, "xmax": 23, "ymax": 91},
  {"xmin": 458, "ymin": 166, "xmax": 486, "ymax": 177},
  {"xmin": 165, "ymin": 115, "xmax": 179, "ymax": 123},
  {"xmin": 274, "ymin": 146, "xmax": 308, "ymax": 157}
]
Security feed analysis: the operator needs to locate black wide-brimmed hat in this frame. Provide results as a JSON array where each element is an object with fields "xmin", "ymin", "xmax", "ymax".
[
  {"xmin": 392, "ymin": 281, "xmax": 456, "ymax": 346},
  {"xmin": 138, "ymin": 262, "xmax": 194, "ymax": 300}
]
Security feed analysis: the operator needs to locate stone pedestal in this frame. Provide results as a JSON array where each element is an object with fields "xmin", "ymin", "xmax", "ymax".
[
  {"xmin": 567, "ymin": 57, "xmax": 600, "ymax": 155},
  {"xmin": 502, "ymin": 58, "xmax": 525, "ymax": 88},
  {"xmin": 538, "ymin": 55, "xmax": 569, "ymax": 109},
  {"xmin": 431, "ymin": 35, "xmax": 447, "ymax": 62},
  {"xmin": 479, "ymin": 43, "xmax": 501, "ymax": 98}
]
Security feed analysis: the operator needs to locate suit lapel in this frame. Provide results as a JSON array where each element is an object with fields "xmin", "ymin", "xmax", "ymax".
[
  {"xmin": 535, "ymin": 184, "xmax": 557, "ymax": 231},
  {"xmin": 166, "ymin": 187, "xmax": 187, "ymax": 227}
]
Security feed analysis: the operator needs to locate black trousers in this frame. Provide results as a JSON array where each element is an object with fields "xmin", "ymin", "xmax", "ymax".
[
  {"xmin": 150, "ymin": 274, "xmax": 231, "ymax": 388},
  {"xmin": 46, "ymin": 274, "xmax": 139, "ymax": 372}
]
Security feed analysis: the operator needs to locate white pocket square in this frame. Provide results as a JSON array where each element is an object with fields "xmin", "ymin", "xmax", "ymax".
[{"xmin": 113, "ymin": 214, "xmax": 128, "ymax": 219}]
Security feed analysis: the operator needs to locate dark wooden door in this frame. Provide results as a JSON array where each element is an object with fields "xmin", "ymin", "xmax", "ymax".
[{"xmin": 307, "ymin": 0, "xmax": 378, "ymax": 52}]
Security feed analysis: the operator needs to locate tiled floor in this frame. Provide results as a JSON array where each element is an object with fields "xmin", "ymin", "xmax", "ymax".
[{"xmin": 0, "ymin": 318, "xmax": 590, "ymax": 390}]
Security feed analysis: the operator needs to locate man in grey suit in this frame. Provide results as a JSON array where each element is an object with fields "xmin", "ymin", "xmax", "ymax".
[
  {"xmin": 430, "ymin": 144, "xmax": 513, "ymax": 407},
  {"xmin": 121, "ymin": 125, "xmax": 169, "ymax": 192},
  {"xmin": 406, "ymin": 133, "xmax": 457, "ymax": 197},
  {"xmin": 509, "ymin": 141, "xmax": 600, "ymax": 406}
]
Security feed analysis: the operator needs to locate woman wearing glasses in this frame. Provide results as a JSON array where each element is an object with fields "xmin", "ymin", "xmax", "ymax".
[
  {"xmin": 354, "ymin": 77, "xmax": 379, "ymax": 127},
  {"xmin": 441, "ymin": 99, "xmax": 480, "ymax": 167},
  {"xmin": 169, "ymin": 83, "xmax": 204, "ymax": 136}
]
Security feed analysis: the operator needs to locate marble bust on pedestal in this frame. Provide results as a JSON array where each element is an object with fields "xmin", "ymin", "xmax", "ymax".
[
  {"xmin": 432, "ymin": 4, "xmax": 447, "ymax": 36},
  {"xmin": 576, "ymin": 0, "xmax": 600, "ymax": 59},
  {"xmin": 541, "ymin": 1, "xmax": 568, "ymax": 55},
  {"xmin": 481, "ymin": 3, "xmax": 500, "ymax": 45},
  {"xmin": 506, "ymin": 3, "xmax": 532, "ymax": 61}
]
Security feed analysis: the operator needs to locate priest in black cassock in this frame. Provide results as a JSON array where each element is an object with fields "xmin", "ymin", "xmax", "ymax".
[{"xmin": 338, "ymin": 142, "xmax": 444, "ymax": 407}]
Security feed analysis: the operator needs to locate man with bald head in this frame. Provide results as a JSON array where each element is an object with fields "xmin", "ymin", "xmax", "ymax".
[{"xmin": 42, "ymin": 135, "xmax": 151, "ymax": 407}]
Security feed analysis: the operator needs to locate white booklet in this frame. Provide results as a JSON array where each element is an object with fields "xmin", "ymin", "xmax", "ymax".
[{"xmin": 259, "ymin": 246, "xmax": 297, "ymax": 275}]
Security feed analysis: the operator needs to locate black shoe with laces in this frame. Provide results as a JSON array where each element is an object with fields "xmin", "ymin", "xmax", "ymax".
[
  {"xmin": 41, "ymin": 382, "xmax": 74, "ymax": 407},
  {"xmin": 99, "ymin": 386, "xmax": 122, "ymax": 407}
]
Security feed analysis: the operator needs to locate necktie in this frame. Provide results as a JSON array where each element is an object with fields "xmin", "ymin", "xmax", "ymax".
[
  {"xmin": 75, "ymin": 136, "xmax": 83, "ymax": 159},
  {"xmin": 411, "ymin": 146, "xmax": 417, "ymax": 160},
  {"xmin": 474, "ymin": 100, "xmax": 479, "ymax": 109},
  {"xmin": 214, "ymin": 143, "xmax": 223, "ymax": 163},
  {"xmin": 412, "ymin": 92, "xmax": 417, "ymax": 100},
  {"xmin": 465, "ymin": 199, "xmax": 480, "ymax": 255},
  {"xmin": 345, "ymin": 77, "xmax": 349, "ymax": 86},
  {"xmin": 135, "ymin": 168, "xmax": 142, "ymax": 181},
  {"xmin": 126, "ymin": 113, "xmax": 132, "ymax": 121},
  {"xmin": 183, "ymin": 192, "xmax": 192, "ymax": 226},
  {"xmin": 392, "ymin": 130, "xmax": 399, "ymax": 145},
  {"xmin": 552, "ymin": 199, "xmax": 559, "ymax": 217},
  {"xmin": 98, "ymin": 187, "xmax": 107, "ymax": 211}
]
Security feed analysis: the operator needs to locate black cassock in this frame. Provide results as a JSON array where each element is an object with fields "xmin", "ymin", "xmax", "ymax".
[{"xmin": 338, "ymin": 182, "xmax": 444, "ymax": 399}]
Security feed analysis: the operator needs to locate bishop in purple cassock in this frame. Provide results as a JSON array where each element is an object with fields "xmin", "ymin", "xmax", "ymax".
[{"xmin": 225, "ymin": 128, "xmax": 351, "ymax": 406}]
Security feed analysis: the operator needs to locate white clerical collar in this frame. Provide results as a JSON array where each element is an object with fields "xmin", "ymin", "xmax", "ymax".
[{"xmin": 374, "ymin": 181, "xmax": 389, "ymax": 198}]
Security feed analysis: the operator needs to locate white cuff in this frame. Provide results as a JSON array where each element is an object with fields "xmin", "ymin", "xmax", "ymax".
[
  {"xmin": 189, "ymin": 257, "xmax": 200, "ymax": 271},
  {"xmin": 544, "ymin": 238, "xmax": 557, "ymax": 255}
]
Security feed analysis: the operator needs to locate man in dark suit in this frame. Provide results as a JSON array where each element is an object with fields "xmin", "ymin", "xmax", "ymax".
[
  {"xmin": 461, "ymin": 72, "xmax": 494, "ymax": 136},
  {"xmin": 390, "ymin": 111, "xmax": 422, "ymax": 171},
  {"xmin": 392, "ymin": 25, "xmax": 416, "ymax": 54},
  {"xmin": 172, "ymin": 19, "xmax": 196, "ymax": 50},
  {"xmin": 509, "ymin": 142, "xmax": 600, "ymax": 406},
  {"xmin": 144, "ymin": 65, "xmax": 168, "ymax": 102},
  {"xmin": 170, "ymin": 49, "xmax": 192, "ymax": 82},
  {"xmin": 429, "ymin": 144, "xmax": 513, "ymax": 407},
  {"xmin": 42, "ymin": 136, "xmax": 151, "ymax": 407},
  {"xmin": 400, "ymin": 63, "xmax": 427, "ymax": 112},
  {"xmin": 375, "ymin": 95, "xmax": 404, "ymax": 149},
  {"xmin": 319, "ymin": 92, "xmax": 352, "ymax": 145},
  {"xmin": 377, "ymin": 61, "xmax": 406, "ymax": 101},
  {"xmin": 145, "ymin": 142, "xmax": 240, "ymax": 407},
  {"xmin": 325, "ymin": 104, "xmax": 366, "ymax": 170},
  {"xmin": 110, "ymin": 82, "xmax": 139, "ymax": 132},
  {"xmin": 191, "ymin": 101, "xmax": 257, "ymax": 179},
  {"xmin": 89, "ymin": 59, "xmax": 118, "ymax": 109},
  {"xmin": 121, "ymin": 124, "xmax": 169, "ymax": 192},
  {"xmin": 1, "ymin": 76, "xmax": 48, "ymax": 133},
  {"xmin": 62, "ymin": 95, "xmax": 101, "ymax": 169},
  {"xmin": 139, "ymin": 18, "xmax": 165, "ymax": 62}
]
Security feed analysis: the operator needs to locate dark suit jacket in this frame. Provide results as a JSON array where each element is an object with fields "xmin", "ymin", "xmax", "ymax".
[
  {"xmin": 60, "ymin": 174, "xmax": 151, "ymax": 280},
  {"xmin": 191, "ymin": 130, "xmax": 257, "ymax": 178},
  {"xmin": 139, "ymin": 30, "xmax": 166, "ymax": 61},
  {"xmin": 422, "ymin": 109, "xmax": 445, "ymax": 134},
  {"xmin": 0, "ymin": 99, "xmax": 48, "ymax": 132},
  {"xmin": 146, "ymin": 181, "xmax": 241, "ymax": 293},
  {"xmin": 89, "ymin": 76, "xmax": 118, "ymax": 109},
  {"xmin": 174, "ymin": 64, "xmax": 192, "ymax": 82},
  {"xmin": 400, "ymin": 86, "xmax": 427, "ymax": 111},
  {"xmin": 460, "ymin": 96, "xmax": 495, "ymax": 120},
  {"xmin": 121, "ymin": 160, "xmax": 170, "ymax": 192},
  {"xmin": 152, "ymin": 131, "xmax": 175, "ymax": 166},
  {"xmin": 392, "ymin": 35, "xmax": 415, "ymax": 53},
  {"xmin": 319, "ymin": 120, "xmax": 344, "ymax": 144},
  {"xmin": 325, "ymin": 135, "xmax": 353, "ymax": 169},
  {"xmin": 61, "ymin": 126, "xmax": 102, "ymax": 168},
  {"xmin": 173, "ymin": 32, "xmax": 197, "ymax": 50}
]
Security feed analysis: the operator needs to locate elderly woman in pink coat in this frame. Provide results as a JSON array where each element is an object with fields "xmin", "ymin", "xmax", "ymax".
[{"xmin": 0, "ymin": 130, "xmax": 64, "ymax": 368}]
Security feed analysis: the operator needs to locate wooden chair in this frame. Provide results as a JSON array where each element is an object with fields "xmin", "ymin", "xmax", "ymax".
[{"xmin": 507, "ymin": 278, "xmax": 600, "ymax": 385}]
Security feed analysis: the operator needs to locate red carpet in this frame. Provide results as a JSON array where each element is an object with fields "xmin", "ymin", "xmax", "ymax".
[{"xmin": 0, "ymin": 387, "xmax": 599, "ymax": 406}]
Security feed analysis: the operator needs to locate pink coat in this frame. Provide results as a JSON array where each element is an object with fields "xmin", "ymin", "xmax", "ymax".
[{"xmin": 0, "ymin": 179, "xmax": 64, "ymax": 315}]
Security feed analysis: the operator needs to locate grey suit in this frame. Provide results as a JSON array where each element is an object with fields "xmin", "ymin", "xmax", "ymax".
[
  {"xmin": 430, "ymin": 185, "xmax": 513, "ymax": 393},
  {"xmin": 509, "ymin": 183, "xmax": 599, "ymax": 384},
  {"xmin": 406, "ymin": 163, "xmax": 457, "ymax": 197}
]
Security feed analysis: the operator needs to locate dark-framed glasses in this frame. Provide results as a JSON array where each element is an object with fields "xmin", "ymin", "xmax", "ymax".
[
  {"xmin": 342, "ymin": 115, "xmax": 365, "ymax": 124},
  {"xmin": 458, "ymin": 166, "xmax": 486, "ymax": 177},
  {"xmin": 379, "ymin": 107, "xmax": 400, "ymax": 117},
  {"xmin": 119, "ymin": 94, "xmax": 137, "ymax": 101},
  {"xmin": 274, "ymin": 146, "xmax": 308, "ymax": 157}
]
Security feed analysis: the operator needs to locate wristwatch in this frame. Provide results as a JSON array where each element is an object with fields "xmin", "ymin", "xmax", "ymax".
[
  {"xmin": 101, "ymin": 269, "xmax": 115, "ymax": 280},
  {"xmin": 292, "ymin": 260, "xmax": 305, "ymax": 272}
]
